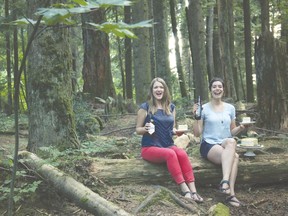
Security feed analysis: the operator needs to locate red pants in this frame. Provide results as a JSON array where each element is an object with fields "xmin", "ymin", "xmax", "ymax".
[{"xmin": 141, "ymin": 146, "xmax": 195, "ymax": 184}]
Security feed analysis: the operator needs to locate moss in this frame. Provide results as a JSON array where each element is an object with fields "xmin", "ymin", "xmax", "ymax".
[{"xmin": 208, "ymin": 203, "xmax": 230, "ymax": 216}]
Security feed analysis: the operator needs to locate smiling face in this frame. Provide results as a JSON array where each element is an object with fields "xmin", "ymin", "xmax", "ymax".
[
  {"xmin": 152, "ymin": 81, "xmax": 164, "ymax": 101},
  {"xmin": 210, "ymin": 80, "xmax": 224, "ymax": 99}
]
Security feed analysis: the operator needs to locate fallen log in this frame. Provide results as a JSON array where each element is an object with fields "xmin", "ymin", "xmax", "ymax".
[
  {"xmin": 18, "ymin": 151, "xmax": 132, "ymax": 216},
  {"xmin": 89, "ymin": 154, "xmax": 288, "ymax": 186}
]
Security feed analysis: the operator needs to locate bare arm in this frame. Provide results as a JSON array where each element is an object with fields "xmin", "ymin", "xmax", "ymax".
[
  {"xmin": 193, "ymin": 119, "xmax": 203, "ymax": 137},
  {"xmin": 230, "ymin": 119, "xmax": 245, "ymax": 136},
  {"xmin": 136, "ymin": 109, "xmax": 149, "ymax": 135},
  {"xmin": 192, "ymin": 104, "xmax": 203, "ymax": 137}
]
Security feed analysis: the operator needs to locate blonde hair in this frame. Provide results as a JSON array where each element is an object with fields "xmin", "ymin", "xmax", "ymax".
[{"xmin": 147, "ymin": 77, "xmax": 172, "ymax": 115}]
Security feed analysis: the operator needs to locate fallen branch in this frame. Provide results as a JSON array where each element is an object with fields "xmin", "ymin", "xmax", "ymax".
[
  {"xmin": 134, "ymin": 188, "xmax": 162, "ymax": 214},
  {"xmin": 100, "ymin": 126, "xmax": 135, "ymax": 136},
  {"xmin": 157, "ymin": 186, "xmax": 205, "ymax": 214},
  {"xmin": 134, "ymin": 185, "xmax": 205, "ymax": 215},
  {"xmin": 18, "ymin": 151, "xmax": 131, "ymax": 216}
]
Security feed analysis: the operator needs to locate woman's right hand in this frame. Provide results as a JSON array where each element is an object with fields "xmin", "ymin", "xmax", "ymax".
[
  {"xmin": 145, "ymin": 122, "xmax": 155, "ymax": 134},
  {"xmin": 192, "ymin": 104, "xmax": 198, "ymax": 115}
]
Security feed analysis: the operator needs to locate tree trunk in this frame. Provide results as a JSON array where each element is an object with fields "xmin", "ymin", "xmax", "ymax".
[
  {"xmin": 132, "ymin": 0, "xmax": 152, "ymax": 104},
  {"xmin": 187, "ymin": 0, "xmax": 208, "ymax": 101},
  {"xmin": 217, "ymin": 0, "xmax": 236, "ymax": 99},
  {"xmin": 5, "ymin": 0, "xmax": 13, "ymax": 115},
  {"xmin": 26, "ymin": 0, "xmax": 79, "ymax": 152},
  {"xmin": 88, "ymin": 153, "xmax": 288, "ymax": 186},
  {"xmin": 169, "ymin": 0, "xmax": 188, "ymax": 98},
  {"xmin": 206, "ymin": 2, "xmax": 215, "ymax": 82},
  {"xmin": 259, "ymin": 0, "xmax": 270, "ymax": 34},
  {"xmin": 212, "ymin": 6, "xmax": 223, "ymax": 79},
  {"xmin": 153, "ymin": 0, "xmax": 172, "ymax": 89},
  {"xmin": 124, "ymin": 6, "xmax": 133, "ymax": 100},
  {"xmin": 179, "ymin": 0, "xmax": 193, "ymax": 98},
  {"xmin": 255, "ymin": 32, "xmax": 288, "ymax": 130},
  {"xmin": 82, "ymin": 9, "xmax": 116, "ymax": 99},
  {"xmin": 243, "ymin": 0, "xmax": 254, "ymax": 102},
  {"xmin": 19, "ymin": 151, "xmax": 132, "ymax": 216}
]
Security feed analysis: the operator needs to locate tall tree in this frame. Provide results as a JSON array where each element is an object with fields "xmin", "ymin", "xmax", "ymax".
[
  {"xmin": 82, "ymin": 9, "xmax": 116, "ymax": 99},
  {"xmin": 124, "ymin": 6, "xmax": 133, "ymax": 100},
  {"xmin": 169, "ymin": 0, "xmax": 187, "ymax": 98},
  {"xmin": 26, "ymin": 0, "xmax": 79, "ymax": 152},
  {"xmin": 186, "ymin": 0, "xmax": 208, "ymax": 101},
  {"xmin": 147, "ymin": 0, "xmax": 156, "ymax": 79},
  {"xmin": 217, "ymin": 0, "xmax": 236, "ymax": 99},
  {"xmin": 206, "ymin": 0, "xmax": 215, "ymax": 81},
  {"xmin": 212, "ymin": 5, "xmax": 223, "ymax": 79},
  {"xmin": 132, "ymin": 0, "xmax": 152, "ymax": 104},
  {"xmin": 255, "ymin": 33, "xmax": 288, "ymax": 130},
  {"xmin": 227, "ymin": 0, "xmax": 239, "ymax": 101},
  {"xmin": 180, "ymin": 1, "xmax": 193, "ymax": 98},
  {"xmin": 5, "ymin": 0, "xmax": 13, "ymax": 115},
  {"xmin": 255, "ymin": 0, "xmax": 288, "ymax": 130},
  {"xmin": 152, "ymin": 0, "xmax": 171, "ymax": 88},
  {"xmin": 278, "ymin": 0, "xmax": 288, "ymax": 52},
  {"xmin": 259, "ymin": 0, "xmax": 270, "ymax": 34},
  {"xmin": 243, "ymin": 0, "xmax": 254, "ymax": 102}
]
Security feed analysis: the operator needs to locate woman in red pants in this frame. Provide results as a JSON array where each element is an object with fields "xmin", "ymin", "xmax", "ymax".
[{"xmin": 136, "ymin": 77, "xmax": 203, "ymax": 203}]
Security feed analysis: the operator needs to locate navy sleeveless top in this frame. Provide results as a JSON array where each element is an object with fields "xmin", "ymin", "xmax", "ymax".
[{"xmin": 139, "ymin": 102, "xmax": 175, "ymax": 148}]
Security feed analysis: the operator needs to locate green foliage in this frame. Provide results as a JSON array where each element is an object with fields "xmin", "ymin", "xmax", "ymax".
[
  {"xmin": 88, "ymin": 20, "xmax": 154, "ymax": 38},
  {"xmin": 0, "ymin": 157, "xmax": 42, "ymax": 204},
  {"xmin": 6, "ymin": 0, "xmax": 153, "ymax": 38},
  {"xmin": 73, "ymin": 95, "xmax": 102, "ymax": 140},
  {"xmin": 0, "ymin": 179, "xmax": 42, "ymax": 204},
  {"xmin": 33, "ymin": 0, "xmax": 130, "ymax": 27},
  {"xmin": 79, "ymin": 139, "xmax": 121, "ymax": 156},
  {"xmin": 10, "ymin": 18, "xmax": 39, "ymax": 26},
  {"xmin": 0, "ymin": 113, "xmax": 28, "ymax": 133}
]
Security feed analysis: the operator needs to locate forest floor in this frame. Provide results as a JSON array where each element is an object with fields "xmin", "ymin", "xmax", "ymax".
[{"xmin": 1, "ymin": 114, "xmax": 288, "ymax": 216}]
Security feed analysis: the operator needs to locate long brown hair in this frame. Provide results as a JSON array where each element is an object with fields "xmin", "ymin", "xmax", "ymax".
[{"xmin": 147, "ymin": 77, "xmax": 172, "ymax": 115}]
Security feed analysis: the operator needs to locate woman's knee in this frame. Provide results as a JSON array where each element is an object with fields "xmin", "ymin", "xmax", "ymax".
[
  {"xmin": 175, "ymin": 148, "xmax": 188, "ymax": 158},
  {"xmin": 166, "ymin": 149, "xmax": 178, "ymax": 159},
  {"xmin": 226, "ymin": 138, "xmax": 237, "ymax": 149}
]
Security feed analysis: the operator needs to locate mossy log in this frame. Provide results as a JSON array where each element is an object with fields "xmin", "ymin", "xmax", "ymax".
[
  {"xmin": 89, "ymin": 154, "xmax": 288, "ymax": 186},
  {"xmin": 18, "ymin": 151, "xmax": 132, "ymax": 216}
]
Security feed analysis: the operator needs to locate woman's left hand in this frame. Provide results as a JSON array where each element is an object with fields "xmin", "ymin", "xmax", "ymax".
[{"xmin": 173, "ymin": 128, "xmax": 185, "ymax": 136}]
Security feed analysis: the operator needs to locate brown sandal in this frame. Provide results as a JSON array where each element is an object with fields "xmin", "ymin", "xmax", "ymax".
[{"xmin": 225, "ymin": 195, "xmax": 243, "ymax": 207}]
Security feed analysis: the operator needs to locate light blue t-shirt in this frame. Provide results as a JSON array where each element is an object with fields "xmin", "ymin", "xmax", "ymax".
[{"xmin": 201, "ymin": 102, "xmax": 236, "ymax": 144}]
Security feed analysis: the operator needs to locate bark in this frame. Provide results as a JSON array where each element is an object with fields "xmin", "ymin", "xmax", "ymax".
[
  {"xmin": 19, "ymin": 151, "xmax": 132, "ymax": 216},
  {"xmin": 255, "ymin": 32, "xmax": 288, "ymax": 130},
  {"xmin": 217, "ymin": 0, "xmax": 236, "ymax": 99},
  {"xmin": 187, "ymin": 0, "xmax": 208, "ymax": 101},
  {"xmin": 26, "ymin": 0, "xmax": 79, "ymax": 152},
  {"xmin": 5, "ymin": 0, "xmax": 13, "ymax": 115},
  {"xmin": 124, "ymin": 6, "xmax": 133, "ymax": 100},
  {"xmin": 243, "ymin": 0, "xmax": 254, "ymax": 102},
  {"xmin": 169, "ymin": 0, "xmax": 188, "ymax": 98},
  {"xmin": 82, "ymin": 9, "xmax": 116, "ymax": 99},
  {"xmin": 259, "ymin": 0, "xmax": 270, "ymax": 34},
  {"xmin": 152, "ymin": 0, "xmax": 171, "ymax": 89},
  {"xmin": 212, "ymin": 6, "xmax": 223, "ymax": 79},
  {"xmin": 132, "ymin": 0, "xmax": 152, "ymax": 104},
  {"xmin": 206, "ymin": 2, "xmax": 215, "ymax": 81},
  {"xmin": 88, "ymin": 153, "xmax": 288, "ymax": 186}
]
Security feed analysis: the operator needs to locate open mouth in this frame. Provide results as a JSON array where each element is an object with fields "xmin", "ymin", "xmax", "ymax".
[
  {"xmin": 155, "ymin": 92, "xmax": 163, "ymax": 97},
  {"xmin": 213, "ymin": 91, "xmax": 222, "ymax": 96}
]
